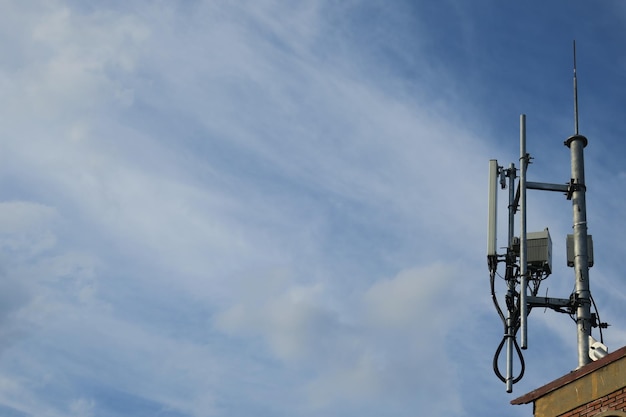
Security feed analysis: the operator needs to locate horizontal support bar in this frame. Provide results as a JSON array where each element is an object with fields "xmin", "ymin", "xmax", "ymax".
[
  {"xmin": 526, "ymin": 182, "xmax": 569, "ymax": 193},
  {"xmin": 527, "ymin": 295, "xmax": 572, "ymax": 309},
  {"xmin": 513, "ymin": 181, "xmax": 569, "ymax": 212}
]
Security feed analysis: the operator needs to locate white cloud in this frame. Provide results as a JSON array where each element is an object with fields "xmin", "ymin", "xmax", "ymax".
[
  {"xmin": 215, "ymin": 274, "xmax": 335, "ymax": 362},
  {"xmin": 214, "ymin": 263, "xmax": 464, "ymax": 414},
  {"xmin": 69, "ymin": 398, "xmax": 95, "ymax": 417},
  {"xmin": 363, "ymin": 263, "xmax": 455, "ymax": 328}
]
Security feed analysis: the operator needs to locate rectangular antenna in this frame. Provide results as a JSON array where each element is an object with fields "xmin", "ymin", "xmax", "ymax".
[{"xmin": 488, "ymin": 160, "xmax": 499, "ymax": 259}]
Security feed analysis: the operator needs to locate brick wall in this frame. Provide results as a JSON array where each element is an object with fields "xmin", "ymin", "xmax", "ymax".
[{"xmin": 559, "ymin": 388, "xmax": 626, "ymax": 417}]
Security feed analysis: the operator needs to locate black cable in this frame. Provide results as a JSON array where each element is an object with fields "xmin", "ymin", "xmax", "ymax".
[
  {"xmin": 492, "ymin": 336, "xmax": 507, "ymax": 383},
  {"xmin": 490, "ymin": 266, "xmax": 526, "ymax": 386},
  {"xmin": 590, "ymin": 294, "xmax": 605, "ymax": 343},
  {"xmin": 490, "ymin": 270, "xmax": 506, "ymax": 324},
  {"xmin": 492, "ymin": 324, "xmax": 525, "ymax": 384}
]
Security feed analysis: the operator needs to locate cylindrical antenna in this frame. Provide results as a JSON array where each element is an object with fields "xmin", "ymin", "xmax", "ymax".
[
  {"xmin": 573, "ymin": 40, "xmax": 579, "ymax": 135},
  {"xmin": 519, "ymin": 114, "xmax": 528, "ymax": 349}
]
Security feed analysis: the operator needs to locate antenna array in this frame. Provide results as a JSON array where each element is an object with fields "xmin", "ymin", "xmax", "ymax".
[{"xmin": 486, "ymin": 42, "xmax": 608, "ymax": 393}]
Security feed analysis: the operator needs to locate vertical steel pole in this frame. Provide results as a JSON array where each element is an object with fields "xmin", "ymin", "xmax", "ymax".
[
  {"xmin": 566, "ymin": 134, "xmax": 591, "ymax": 367},
  {"xmin": 505, "ymin": 162, "xmax": 516, "ymax": 392},
  {"xmin": 569, "ymin": 41, "xmax": 592, "ymax": 368},
  {"xmin": 519, "ymin": 114, "xmax": 528, "ymax": 349}
]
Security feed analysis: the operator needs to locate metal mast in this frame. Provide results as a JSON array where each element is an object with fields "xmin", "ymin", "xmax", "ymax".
[
  {"xmin": 566, "ymin": 40, "xmax": 592, "ymax": 368},
  {"xmin": 519, "ymin": 115, "xmax": 528, "ymax": 350}
]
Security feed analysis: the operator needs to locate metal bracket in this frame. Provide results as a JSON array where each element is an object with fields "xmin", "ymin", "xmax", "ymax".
[{"xmin": 566, "ymin": 178, "xmax": 586, "ymax": 200}]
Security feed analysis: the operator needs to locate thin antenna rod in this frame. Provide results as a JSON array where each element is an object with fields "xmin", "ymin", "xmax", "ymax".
[{"xmin": 573, "ymin": 40, "xmax": 579, "ymax": 135}]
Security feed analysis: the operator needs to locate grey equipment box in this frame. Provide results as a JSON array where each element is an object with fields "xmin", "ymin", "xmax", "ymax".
[
  {"xmin": 566, "ymin": 234, "xmax": 594, "ymax": 267},
  {"xmin": 513, "ymin": 228, "xmax": 552, "ymax": 274}
]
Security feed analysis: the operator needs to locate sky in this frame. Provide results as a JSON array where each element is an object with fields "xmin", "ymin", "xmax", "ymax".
[{"xmin": 1, "ymin": 1, "xmax": 626, "ymax": 416}]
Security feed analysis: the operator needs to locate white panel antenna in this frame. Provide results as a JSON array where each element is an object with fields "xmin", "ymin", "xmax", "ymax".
[{"xmin": 487, "ymin": 160, "xmax": 499, "ymax": 259}]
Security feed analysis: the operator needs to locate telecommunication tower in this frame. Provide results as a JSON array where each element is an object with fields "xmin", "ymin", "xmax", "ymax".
[{"xmin": 486, "ymin": 41, "xmax": 609, "ymax": 393}]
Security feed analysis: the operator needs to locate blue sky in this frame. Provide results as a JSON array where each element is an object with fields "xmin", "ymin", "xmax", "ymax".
[{"xmin": 1, "ymin": 1, "xmax": 626, "ymax": 416}]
